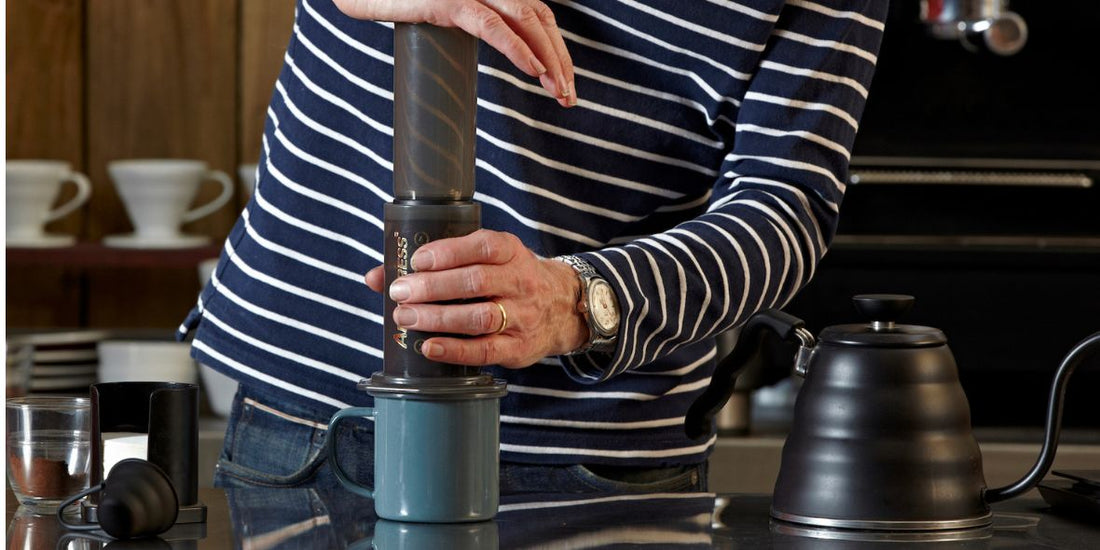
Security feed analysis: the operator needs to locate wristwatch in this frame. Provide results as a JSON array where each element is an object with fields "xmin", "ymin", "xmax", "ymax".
[{"xmin": 557, "ymin": 255, "xmax": 620, "ymax": 354}]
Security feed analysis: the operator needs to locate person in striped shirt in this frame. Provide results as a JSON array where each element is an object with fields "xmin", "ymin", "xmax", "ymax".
[{"xmin": 181, "ymin": 0, "xmax": 887, "ymax": 493}]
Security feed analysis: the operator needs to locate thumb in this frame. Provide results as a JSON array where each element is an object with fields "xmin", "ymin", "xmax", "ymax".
[{"xmin": 364, "ymin": 265, "xmax": 385, "ymax": 293}]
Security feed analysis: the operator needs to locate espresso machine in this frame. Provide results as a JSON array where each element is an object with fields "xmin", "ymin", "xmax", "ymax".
[{"xmin": 920, "ymin": 0, "xmax": 1028, "ymax": 55}]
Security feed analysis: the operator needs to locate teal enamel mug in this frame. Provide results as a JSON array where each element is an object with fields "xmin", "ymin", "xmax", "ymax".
[{"xmin": 327, "ymin": 393, "xmax": 503, "ymax": 523}]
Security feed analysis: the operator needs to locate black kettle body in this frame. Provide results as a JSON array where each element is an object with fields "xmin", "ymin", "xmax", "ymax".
[
  {"xmin": 774, "ymin": 323, "xmax": 990, "ymax": 529},
  {"xmin": 686, "ymin": 294, "xmax": 1100, "ymax": 531}
]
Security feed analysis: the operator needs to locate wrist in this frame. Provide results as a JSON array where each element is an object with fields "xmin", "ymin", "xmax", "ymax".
[
  {"xmin": 543, "ymin": 258, "xmax": 589, "ymax": 355},
  {"xmin": 555, "ymin": 255, "xmax": 620, "ymax": 355}
]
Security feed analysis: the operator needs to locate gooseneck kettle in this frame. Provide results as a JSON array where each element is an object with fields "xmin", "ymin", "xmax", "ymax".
[{"xmin": 687, "ymin": 294, "xmax": 1100, "ymax": 531}]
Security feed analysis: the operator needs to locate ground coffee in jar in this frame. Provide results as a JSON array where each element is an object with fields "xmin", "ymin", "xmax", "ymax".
[
  {"xmin": 8, "ymin": 454, "xmax": 88, "ymax": 498},
  {"xmin": 6, "ymin": 395, "xmax": 92, "ymax": 510}
]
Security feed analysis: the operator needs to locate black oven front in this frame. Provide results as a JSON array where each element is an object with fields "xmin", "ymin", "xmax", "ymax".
[{"xmin": 785, "ymin": 1, "xmax": 1100, "ymax": 432}]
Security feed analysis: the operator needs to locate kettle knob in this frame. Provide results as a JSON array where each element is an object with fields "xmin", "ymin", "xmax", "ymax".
[{"xmin": 853, "ymin": 294, "xmax": 914, "ymax": 329}]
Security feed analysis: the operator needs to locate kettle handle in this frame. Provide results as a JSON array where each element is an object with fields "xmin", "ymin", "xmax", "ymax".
[
  {"xmin": 985, "ymin": 330, "xmax": 1100, "ymax": 503},
  {"xmin": 684, "ymin": 309, "xmax": 807, "ymax": 440}
]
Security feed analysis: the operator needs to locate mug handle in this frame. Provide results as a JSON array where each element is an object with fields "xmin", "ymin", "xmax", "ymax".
[
  {"xmin": 326, "ymin": 407, "xmax": 375, "ymax": 499},
  {"xmin": 181, "ymin": 169, "xmax": 234, "ymax": 223},
  {"xmin": 44, "ymin": 171, "xmax": 92, "ymax": 223}
]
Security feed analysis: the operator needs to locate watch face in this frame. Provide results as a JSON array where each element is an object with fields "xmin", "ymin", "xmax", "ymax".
[{"xmin": 589, "ymin": 279, "xmax": 620, "ymax": 334}]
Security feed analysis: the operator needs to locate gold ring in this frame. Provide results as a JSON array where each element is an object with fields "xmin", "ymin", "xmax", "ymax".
[{"xmin": 492, "ymin": 301, "xmax": 508, "ymax": 335}]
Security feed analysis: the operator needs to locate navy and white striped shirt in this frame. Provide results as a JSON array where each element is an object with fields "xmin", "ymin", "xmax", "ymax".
[{"xmin": 180, "ymin": 0, "xmax": 887, "ymax": 467}]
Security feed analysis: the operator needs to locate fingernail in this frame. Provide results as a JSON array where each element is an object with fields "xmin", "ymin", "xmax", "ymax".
[
  {"xmin": 568, "ymin": 87, "xmax": 578, "ymax": 107},
  {"xmin": 558, "ymin": 76, "xmax": 570, "ymax": 97},
  {"xmin": 411, "ymin": 250, "xmax": 434, "ymax": 271},
  {"xmin": 389, "ymin": 281, "xmax": 410, "ymax": 301},
  {"xmin": 394, "ymin": 306, "xmax": 417, "ymax": 327},
  {"xmin": 530, "ymin": 56, "xmax": 547, "ymax": 75},
  {"xmin": 422, "ymin": 342, "xmax": 443, "ymax": 358}
]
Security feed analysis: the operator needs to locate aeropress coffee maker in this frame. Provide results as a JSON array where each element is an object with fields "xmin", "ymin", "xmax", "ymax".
[{"xmin": 326, "ymin": 24, "xmax": 507, "ymax": 523}]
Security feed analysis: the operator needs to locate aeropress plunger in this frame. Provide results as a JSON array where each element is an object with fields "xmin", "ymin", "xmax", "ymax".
[{"xmin": 327, "ymin": 24, "xmax": 507, "ymax": 523}]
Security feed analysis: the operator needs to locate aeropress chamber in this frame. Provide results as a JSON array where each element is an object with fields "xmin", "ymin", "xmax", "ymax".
[{"xmin": 327, "ymin": 24, "xmax": 507, "ymax": 523}]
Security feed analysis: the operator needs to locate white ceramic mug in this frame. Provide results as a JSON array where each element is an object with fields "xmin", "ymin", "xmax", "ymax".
[
  {"xmin": 238, "ymin": 163, "xmax": 258, "ymax": 202},
  {"xmin": 96, "ymin": 340, "xmax": 198, "ymax": 385},
  {"xmin": 198, "ymin": 364, "xmax": 237, "ymax": 417},
  {"xmin": 198, "ymin": 258, "xmax": 219, "ymax": 287},
  {"xmin": 5, "ymin": 160, "xmax": 92, "ymax": 241},
  {"xmin": 107, "ymin": 160, "xmax": 233, "ymax": 239}
]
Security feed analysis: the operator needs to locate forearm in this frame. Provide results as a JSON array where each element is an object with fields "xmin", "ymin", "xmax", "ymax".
[
  {"xmin": 564, "ymin": 183, "xmax": 831, "ymax": 381},
  {"xmin": 561, "ymin": 0, "xmax": 887, "ymax": 382}
]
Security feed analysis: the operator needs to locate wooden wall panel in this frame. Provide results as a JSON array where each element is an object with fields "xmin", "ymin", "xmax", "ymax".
[
  {"xmin": 85, "ymin": 0, "xmax": 239, "ymax": 241},
  {"xmin": 84, "ymin": 0, "xmax": 239, "ymax": 327},
  {"xmin": 6, "ymin": 0, "xmax": 85, "ymax": 327},
  {"xmin": 6, "ymin": 0, "xmax": 84, "ymax": 170},
  {"xmin": 238, "ymin": 0, "xmax": 296, "ymax": 210},
  {"xmin": 85, "ymin": 268, "xmax": 205, "ymax": 329},
  {"xmin": 5, "ymin": 267, "xmax": 85, "ymax": 328}
]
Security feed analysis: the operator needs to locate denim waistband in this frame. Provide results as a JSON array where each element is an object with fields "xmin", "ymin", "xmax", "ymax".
[{"xmin": 238, "ymin": 383, "xmax": 340, "ymax": 427}]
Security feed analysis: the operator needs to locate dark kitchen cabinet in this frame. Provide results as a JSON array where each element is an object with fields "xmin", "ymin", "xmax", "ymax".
[{"xmin": 784, "ymin": 1, "xmax": 1100, "ymax": 430}]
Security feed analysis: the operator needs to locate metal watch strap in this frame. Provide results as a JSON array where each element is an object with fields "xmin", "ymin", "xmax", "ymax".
[{"xmin": 557, "ymin": 255, "xmax": 617, "ymax": 355}]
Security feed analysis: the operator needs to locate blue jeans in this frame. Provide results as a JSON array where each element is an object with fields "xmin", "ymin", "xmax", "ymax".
[{"xmin": 213, "ymin": 385, "xmax": 708, "ymax": 494}]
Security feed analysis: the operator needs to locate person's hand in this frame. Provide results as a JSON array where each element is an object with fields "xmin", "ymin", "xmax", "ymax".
[
  {"xmin": 364, "ymin": 230, "xmax": 588, "ymax": 368},
  {"xmin": 333, "ymin": 0, "xmax": 576, "ymax": 107}
]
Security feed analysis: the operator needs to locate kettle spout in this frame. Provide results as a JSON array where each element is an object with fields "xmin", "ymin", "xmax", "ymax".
[{"xmin": 984, "ymin": 330, "xmax": 1100, "ymax": 503}]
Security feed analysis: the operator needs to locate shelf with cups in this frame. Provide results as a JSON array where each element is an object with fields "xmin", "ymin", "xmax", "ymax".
[
  {"xmin": 6, "ymin": 160, "xmax": 259, "ymax": 268},
  {"xmin": 5, "ymin": 159, "xmax": 256, "ymax": 328}
]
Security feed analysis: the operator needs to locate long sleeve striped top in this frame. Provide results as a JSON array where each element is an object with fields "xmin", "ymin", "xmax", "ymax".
[{"xmin": 179, "ymin": 0, "xmax": 887, "ymax": 467}]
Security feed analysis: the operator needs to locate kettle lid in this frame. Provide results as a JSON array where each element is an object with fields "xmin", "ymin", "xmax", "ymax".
[{"xmin": 818, "ymin": 294, "xmax": 946, "ymax": 348}]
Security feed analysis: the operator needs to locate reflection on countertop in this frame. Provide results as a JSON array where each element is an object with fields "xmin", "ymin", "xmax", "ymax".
[
  {"xmin": 7, "ymin": 487, "xmax": 1100, "ymax": 549},
  {"xmin": 194, "ymin": 411, "xmax": 1100, "ymax": 498}
]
